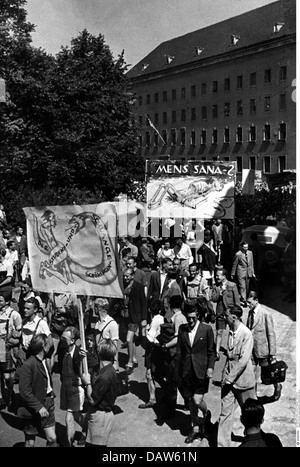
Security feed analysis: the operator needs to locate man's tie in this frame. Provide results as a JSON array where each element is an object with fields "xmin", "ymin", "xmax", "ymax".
[
  {"xmin": 247, "ymin": 310, "xmax": 254, "ymax": 330},
  {"xmin": 245, "ymin": 252, "xmax": 248, "ymax": 265}
]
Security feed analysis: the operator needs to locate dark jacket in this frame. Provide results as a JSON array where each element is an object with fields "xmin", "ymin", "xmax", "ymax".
[
  {"xmin": 211, "ymin": 280, "xmax": 240, "ymax": 318},
  {"xmin": 128, "ymin": 280, "xmax": 147, "ymax": 324},
  {"xmin": 57, "ymin": 343, "xmax": 82, "ymax": 377},
  {"xmin": 175, "ymin": 321, "xmax": 215, "ymax": 380},
  {"xmin": 19, "ymin": 355, "xmax": 53, "ymax": 414},
  {"xmin": 147, "ymin": 270, "xmax": 170, "ymax": 302}
]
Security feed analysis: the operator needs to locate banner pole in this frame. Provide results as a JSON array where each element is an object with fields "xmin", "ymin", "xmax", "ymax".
[{"xmin": 77, "ymin": 296, "xmax": 88, "ymax": 375}]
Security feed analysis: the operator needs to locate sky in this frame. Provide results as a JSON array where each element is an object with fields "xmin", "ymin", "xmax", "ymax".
[{"xmin": 25, "ymin": 0, "xmax": 278, "ymax": 69}]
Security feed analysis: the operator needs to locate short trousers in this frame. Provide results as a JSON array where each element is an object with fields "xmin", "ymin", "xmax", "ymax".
[
  {"xmin": 23, "ymin": 396, "xmax": 55, "ymax": 435},
  {"xmin": 0, "ymin": 353, "xmax": 15, "ymax": 372},
  {"xmin": 60, "ymin": 378, "xmax": 85, "ymax": 412},
  {"xmin": 216, "ymin": 317, "xmax": 227, "ymax": 331},
  {"xmin": 128, "ymin": 322, "xmax": 139, "ymax": 333},
  {"xmin": 182, "ymin": 366, "xmax": 210, "ymax": 399}
]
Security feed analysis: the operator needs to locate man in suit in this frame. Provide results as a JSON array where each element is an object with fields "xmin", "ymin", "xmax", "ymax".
[
  {"xmin": 246, "ymin": 290, "xmax": 281, "ymax": 401},
  {"xmin": 161, "ymin": 267, "xmax": 182, "ymax": 320},
  {"xmin": 218, "ymin": 305, "xmax": 256, "ymax": 448},
  {"xmin": 231, "ymin": 241, "xmax": 255, "ymax": 306},
  {"xmin": 211, "ymin": 267, "xmax": 240, "ymax": 360},
  {"xmin": 18, "ymin": 333, "xmax": 58, "ymax": 447},
  {"xmin": 123, "ymin": 268, "xmax": 147, "ymax": 375},
  {"xmin": 147, "ymin": 257, "xmax": 172, "ymax": 311},
  {"xmin": 11, "ymin": 226, "xmax": 28, "ymax": 282},
  {"xmin": 175, "ymin": 300, "xmax": 215, "ymax": 443}
]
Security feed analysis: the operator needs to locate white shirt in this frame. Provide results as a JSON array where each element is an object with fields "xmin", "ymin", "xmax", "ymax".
[
  {"xmin": 22, "ymin": 315, "xmax": 51, "ymax": 350},
  {"xmin": 176, "ymin": 243, "xmax": 193, "ymax": 262},
  {"xmin": 188, "ymin": 320, "xmax": 200, "ymax": 347},
  {"xmin": 94, "ymin": 315, "xmax": 119, "ymax": 346},
  {"xmin": 160, "ymin": 271, "xmax": 168, "ymax": 294},
  {"xmin": 147, "ymin": 314, "xmax": 164, "ymax": 343}
]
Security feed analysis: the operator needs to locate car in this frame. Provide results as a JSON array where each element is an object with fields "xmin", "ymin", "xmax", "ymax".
[{"xmin": 241, "ymin": 224, "xmax": 292, "ymax": 272}]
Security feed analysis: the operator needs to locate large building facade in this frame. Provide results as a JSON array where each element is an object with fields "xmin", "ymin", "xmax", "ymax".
[{"xmin": 127, "ymin": 0, "xmax": 296, "ymax": 180}]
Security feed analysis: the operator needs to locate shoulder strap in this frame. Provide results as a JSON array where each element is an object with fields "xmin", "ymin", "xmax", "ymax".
[
  {"xmin": 5, "ymin": 308, "xmax": 14, "ymax": 335},
  {"xmin": 32, "ymin": 318, "xmax": 43, "ymax": 338},
  {"xmin": 97, "ymin": 319, "xmax": 115, "ymax": 339}
]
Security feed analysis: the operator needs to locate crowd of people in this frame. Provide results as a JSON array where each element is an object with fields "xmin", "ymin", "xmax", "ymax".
[{"xmin": 0, "ymin": 211, "xmax": 295, "ymax": 448}]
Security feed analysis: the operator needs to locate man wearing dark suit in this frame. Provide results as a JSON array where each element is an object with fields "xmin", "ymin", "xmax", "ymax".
[
  {"xmin": 147, "ymin": 257, "xmax": 172, "ymax": 309},
  {"xmin": 123, "ymin": 268, "xmax": 147, "ymax": 374},
  {"xmin": 18, "ymin": 333, "xmax": 58, "ymax": 447},
  {"xmin": 175, "ymin": 300, "xmax": 215, "ymax": 444},
  {"xmin": 211, "ymin": 267, "xmax": 240, "ymax": 360},
  {"xmin": 231, "ymin": 241, "xmax": 255, "ymax": 306}
]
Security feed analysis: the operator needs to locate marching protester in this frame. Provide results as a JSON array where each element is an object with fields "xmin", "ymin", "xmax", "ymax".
[{"xmin": 18, "ymin": 333, "xmax": 58, "ymax": 447}]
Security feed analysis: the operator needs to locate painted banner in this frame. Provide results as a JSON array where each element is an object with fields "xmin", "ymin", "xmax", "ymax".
[
  {"xmin": 146, "ymin": 160, "xmax": 236, "ymax": 219},
  {"xmin": 23, "ymin": 203, "xmax": 123, "ymax": 297}
]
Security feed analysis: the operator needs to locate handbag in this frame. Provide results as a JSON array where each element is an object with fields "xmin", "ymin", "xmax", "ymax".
[
  {"xmin": 260, "ymin": 360, "xmax": 288, "ymax": 385},
  {"xmin": 116, "ymin": 370, "xmax": 129, "ymax": 396}
]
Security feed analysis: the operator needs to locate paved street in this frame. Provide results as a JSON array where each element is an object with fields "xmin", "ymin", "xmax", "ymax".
[{"xmin": 0, "ymin": 279, "xmax": 296, "ymax": 448}]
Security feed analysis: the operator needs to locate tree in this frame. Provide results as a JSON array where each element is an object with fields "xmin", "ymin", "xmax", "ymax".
[{"xmin": 0, "ymin": 5, "xmax": 144, "ymax": 227}]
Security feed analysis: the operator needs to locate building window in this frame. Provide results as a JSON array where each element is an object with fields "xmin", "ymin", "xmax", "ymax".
[
  {"xmin": 279, "ymin": 122, "xmax": 287, "ymax": 141},
  {"xmin": 154, "ymin": 93, "xmax": 159, "ymax": 104},
  {"xmin": 138, "ymin": 95, "xmax": 143, "ymax": 106},
  {"xmin": 212, "ymin": 129, "xmax": 218, "ymax": 144},
  {"xmin": 191, "ymin": 108, "xmax": 196, "ymax": 121},
  {"xmin": 181, "ymin": 109, "xmax": 186, "ymax": 122},
  {"xmin": 224, "ymin": 157, "xmax": 230, "ymax": 162},
  {"xmin": 201, "ymin": 83, "xmax": 207, "ymax": 95},
  {"xmin": 224, "ymin": 78, "xmax": 230, "ymax": 91},
  {"xmin": 191, "ymin": 85, "xmax": 196, "ymax": 97},
  {"xmin": 264, "ymin": 69, "xmax": 271, "ymax": 84},
  {"xmin": 249, "ymin": 125, "xmax": 256, "ymax": 142},
  {"xmin": 171, "ymin": 128, "xmax": 177, "ymax": 146},
  {"xmin": 138, "ymin": 134, "xmax": 143, "ymax": 147},
  {"xmin": 224, "ymin": 127, "xmax": 230, "ymax": 143},
  {"xmin": 236, "ymin": 127, "xmax": 243, "ymax": 142},
  {"xmin": 202, "ymin": 106, "xmax": 207, "ymax": 120},
  {"xmin": 163, "ymin": 91, "xmax": 167, "ymax": 102},
  {"xmin": 279, "ymin": 93, "xmax": 286, "ymax": 111},
  {"xmin": 139, "ymin": 116, "xmax": 143, "ymax": 126},
  {"xmin": 162, "ymin": 130, "xmax": 168, "ymax": 145},
  {"xmin": 264, "ymin": 96, "xmax": 271, "ymax": 112},
  {"xmin": 146, "ymin": 94, "xmax": 151, "ymax": 105},
  {"xmin": 154, "ymin": 113, "xmax": 159, "ymax": 125},
  {"xmin": 145, "ymin": 132, "xmax": 150, "ymax": 147},
  {"xmin": 237, "ymin": 157, "xmax": 243, "ymax": 173},
  {"xmin": 250, "ymin": 99, "xmax": 256, "ymax": 114},
  {"xmin": 249, "ymin": 156, "xmax": 256, "ymax": 170},
  {"xmin": 172, "ymin": 110, "xmax": 176, "ymax": 123},
  {"xmin": 154, "ymin": 132, "xmax": 159, "ymax": 146},
  {"xmin": 201, "ymin": 129, "xmax": 207, "ymax": 145},
  {"xmin": 263, "ymin": 124, "xmax": 271, "ymax": 141},
  {"xmin": 190, "ymin": 130, "xmax": 196, "ymax": 146},
  {"xmin": 172, "ymin": 89, "xmax": 177, "ymax": 101},
  {"xmin": 213, "ymin": 81, "xmax": 218, "ymax": 93},
  {"xmin": 224, "ymin": 102, "xmax": 230, "ymax": 116},
  {"xmin": 146, "ymin": 115, "xmax": 150, "ymax": 126},
  {"xmin": 250, "ymin": 72, "xmax": 256, "ymax": 87},
  {"xmin": 163, "ymin": 112, "xmax": 167, "ymax": 124},
  {"xmin": 237, "ymin": 100, "xmax": 243, "ymax": 116},
  {"xmin": 180, "ymin": 128, "xmax": 186, "ymax": 146},
  {"xmin": 263, "ymin": 156, "xmax": 271, "ymax": 173},
  {"xmin": 280, "ymin": 65, "xmax": 287, "ymax": 81},
  {"xmin": 181, "ymin": 87, "xmax": 186, "ymax": 99},
  {"xmin": 212, "ymin": 104, "xmax": 218, "ymax": 119},
  {"xmin": 237, "ymin": 75, "xmax": 243, "ymax": 89},
  {"xmin": 278, "ymin": 156, "xmax": 286, "ymax": 172}
]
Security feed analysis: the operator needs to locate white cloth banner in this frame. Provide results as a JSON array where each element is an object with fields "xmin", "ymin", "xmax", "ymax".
[{"xmin": 23, "ymin": 203, "xmax": 124, "ymax": 298}]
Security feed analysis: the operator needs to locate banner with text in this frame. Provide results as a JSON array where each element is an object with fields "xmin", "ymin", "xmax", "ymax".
[
  {"xmin": 146, "ymin": 160, "xmax": 236, "ymax": 219},
  {"xmin": 23, "ymin": 204, "xmax": 123, "ymax": 297}
]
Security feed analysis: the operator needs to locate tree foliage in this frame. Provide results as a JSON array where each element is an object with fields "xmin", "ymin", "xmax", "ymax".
[{"xmin": 0, "ymin": 3, "xmax": 144, "ymax": 228}]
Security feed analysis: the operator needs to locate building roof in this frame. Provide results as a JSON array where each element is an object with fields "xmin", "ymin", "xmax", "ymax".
[{"xmin": 127, "ymin": 0, "xmax": 295, "ymax": 80}]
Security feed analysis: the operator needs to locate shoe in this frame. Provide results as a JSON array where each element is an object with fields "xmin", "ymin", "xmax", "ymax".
[
  {"xmin": 138, "ymin": 401, "xmax": 156, "ymax": 409},
  {"xmin": 273, "ymin": 383, "xmax": 282, "ymax": 401},
  {"xmin": 0, "ymin": 399, "xmax": 6, "ymax": 410},
  {"xmin": 125, "ymin": 364, "xmax": 133, "ymax": 375},
  {"xmin": 77, "ymin": 433, "xmax": 86, "ymax": 446},
  {"xmin": 185, "ymin": 429, "xmax": 200, "ymax": 444},
  {"xmin": 133, "ymin": 361, "xmax": 138, "ymax": 368}
]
